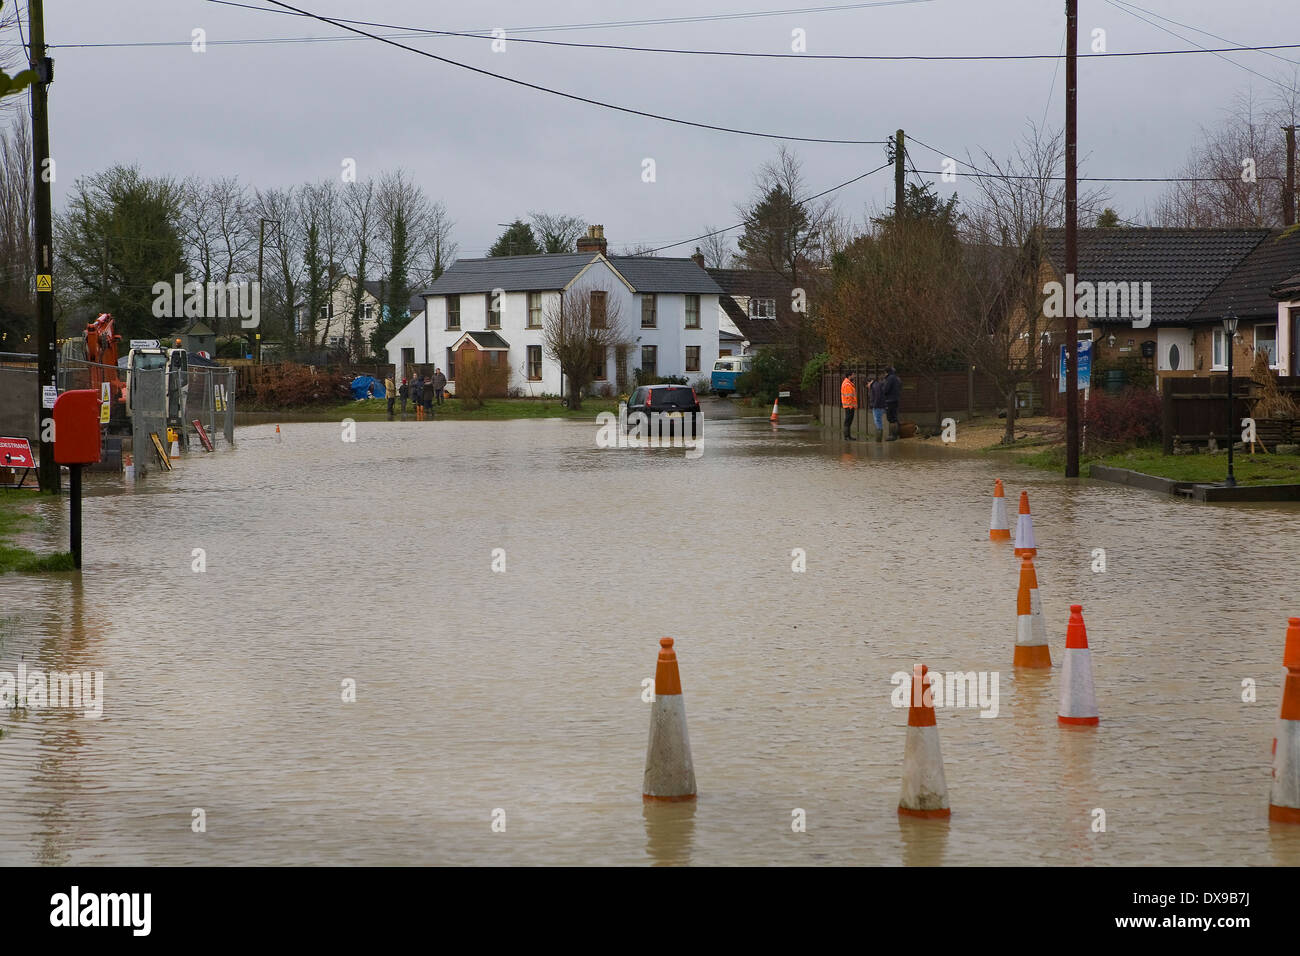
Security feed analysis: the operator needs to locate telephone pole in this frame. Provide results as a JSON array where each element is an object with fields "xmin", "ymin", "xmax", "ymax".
[
  {"xmin": 894, "ymin": 129, "xmax": 906, "ymax": 219},
  {"xmin": 1064, "ymin": 0, "xmax": 1080, "ymax": 478},
  {"xmin": 1283, "ymin": 125, "xmax": 1297, "ymax": 227},
  {"xmin": 29, "ymin": 0, "xmax": 58, "ymax": 492}
]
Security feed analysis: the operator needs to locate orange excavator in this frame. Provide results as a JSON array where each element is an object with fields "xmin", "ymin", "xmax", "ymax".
[{"xmin": 84, "ymin": 312, "xmax": 127, "ymax": 410}]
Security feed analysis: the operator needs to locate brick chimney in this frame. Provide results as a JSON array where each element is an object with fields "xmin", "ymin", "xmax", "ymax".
[
  {"xmin": 576, "ymin": 224, "xmax": 607, "ymax": 256},
  {"xmin": 691, "ymin": 247, "xmax": 705, "ymax": 269}
]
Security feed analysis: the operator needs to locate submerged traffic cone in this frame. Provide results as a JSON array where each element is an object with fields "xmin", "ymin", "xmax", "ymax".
[
  {"xmin": 169, "ymin": 435, "xmax": 180, "ymax": 457},
  {"xmin": 643, "ymin": 638, "xmax": 696, "ymax": 802},
  {"xmin": 898, "ymin": 664, "xmax": 951, "ymax": 818},
  {"xmin": 1270, "ymin": 617, "xmax": 1300, "ymax": 823},
  {"xmin": 1059, "ymin": 605, "xmax": 1099, "ymax": 725},
  {"xmin": 989, "ymin": 479, "xmax": 1011, "ymax": 540},
  {"xmin": 1014, "ymin": 555, "xmax": 1052, "ymax": 668},
  {"xmin": 770, "ymin": 396, "xmax": 779, "ymax": 423},
  {"xmin": 275, "ymin": 423, "xmax": 282, "ymax": 443},
  {"xmin": 1013, "ymin": 491, "xmax": 1037, "ymax": 557}
]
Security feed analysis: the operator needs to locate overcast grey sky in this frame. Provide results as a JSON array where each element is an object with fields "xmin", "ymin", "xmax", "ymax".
[{"xmin": 33, "ymin": 0, "xmax": 1300, "ymax": 256}]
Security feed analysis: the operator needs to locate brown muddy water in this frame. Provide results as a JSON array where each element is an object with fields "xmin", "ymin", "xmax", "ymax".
[{"xmin": 2, "ymin": 398, "xmax": 1300, "ymax": 865}]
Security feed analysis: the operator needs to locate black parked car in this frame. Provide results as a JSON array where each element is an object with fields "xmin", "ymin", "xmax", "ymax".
[{"xmin": 626, "ymin": 384, "xmax": 702, "ymax": 438}]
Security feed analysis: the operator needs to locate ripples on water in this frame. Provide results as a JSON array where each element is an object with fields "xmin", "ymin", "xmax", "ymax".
[{"xmin": 2, "ymin": 403, "xmax": 1299, "ymax": 865}]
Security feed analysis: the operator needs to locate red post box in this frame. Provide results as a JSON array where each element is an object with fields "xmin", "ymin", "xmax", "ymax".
[{"xmin": 52, "ymin": 389, "xmax": 102, "ymax": 465}]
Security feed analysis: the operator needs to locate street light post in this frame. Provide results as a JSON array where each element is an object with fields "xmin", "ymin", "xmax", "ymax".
[{"xmin": 1224, "ymin": 308, "xmax": 1239, "ymax": 487}]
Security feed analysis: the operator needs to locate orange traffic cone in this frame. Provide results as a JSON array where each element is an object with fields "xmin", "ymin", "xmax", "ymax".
[
  {"xmin": 275, "ymin": 423, "xmax": 282, "ymax": 443},
  {"xmin": 1059, "ymin": 605, "xmax": 1099, "ymax": 725},
  {"xmin": 989, "ymin": 479, "xmax": 1011, "ymax": 540},
  {"xmin": 898, "ymin": 664, "xmax": 951, "ymax": 818},
  {"xmin": 1013, "ymin": 491, "xmax": 1037, "ymax": 557},
  {"xmin": 770, "ymin": 396, "xmax": 779, "ymax": 423},
  {"xmin": 643, "ymin": 638, "xmax": 696, "ymax": 802},
  {"xmin": 1270, "ymin": 617, "xmax": 1300, "ymax": 823},
  {"xmin": 1014, "ymin": 555, "xmax": 1052, "ymax": 668}
]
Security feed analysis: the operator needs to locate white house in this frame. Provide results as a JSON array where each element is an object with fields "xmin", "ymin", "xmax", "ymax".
[
  {"xmin": 386, "ymin": 228, "xmax": 723, "ymax": 397},
  {"xmin": 294, "ymin": 277, "xmax": 422, "ymax": 354}
]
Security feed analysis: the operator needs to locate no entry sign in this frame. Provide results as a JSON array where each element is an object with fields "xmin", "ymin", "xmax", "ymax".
[{"xmin": 0, "ymin": 436, "xmax": 35, "ymax": 468}]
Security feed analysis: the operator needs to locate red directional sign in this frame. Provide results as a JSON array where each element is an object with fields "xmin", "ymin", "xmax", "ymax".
[{"xmin": 0, "ymin": 436, "xmax": 35, "ymax": 468}]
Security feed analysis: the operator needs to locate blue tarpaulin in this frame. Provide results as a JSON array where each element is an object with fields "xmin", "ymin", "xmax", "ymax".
[{"xmin": 350, "ymin": 375, "xmax": 386, "ymax": 400}]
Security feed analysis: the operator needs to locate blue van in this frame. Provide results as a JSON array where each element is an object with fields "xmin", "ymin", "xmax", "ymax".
[{"xmin": 710, "ymin": 355, "xmax": 752, "ymax": 397}]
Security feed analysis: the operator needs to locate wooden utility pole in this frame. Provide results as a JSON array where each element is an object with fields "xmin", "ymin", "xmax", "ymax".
[
  {"xmin": 894, "ymin": 129, "xmax": 906, "ymax": 219},
  {"xmin": 1284, "ymin": 125, "xmax": 1297, "ymax": 227},
  {"xmin": 1064, "ymin": 0, "xmax": 1080, "ymax": 478},
  {"xmin": 29, "ymin": 0, "xmax": 58, "ymax": 492}
]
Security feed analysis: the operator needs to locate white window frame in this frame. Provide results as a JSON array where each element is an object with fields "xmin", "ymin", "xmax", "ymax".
[
  {"xmin": 749, "ymin": 298, "xmax": 776, "ymax": 319},
  {"xmin": 1212, "ymin": 328, "xmax": 1227, "ymax": 370},
  {"xmin": 1256, "ymin": 323, "xmax": 1279, "ymax": 369}
]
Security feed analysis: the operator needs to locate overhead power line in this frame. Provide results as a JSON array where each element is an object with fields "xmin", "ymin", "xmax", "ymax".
[{"xmin": 197, "ymin": 0, "xmax": 886, "ymax": 145}]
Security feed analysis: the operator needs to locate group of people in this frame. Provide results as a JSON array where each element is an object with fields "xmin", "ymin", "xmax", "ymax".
[
  {"xmin": 385, "ymin": 369, "xmax": 447, "ymax": 421},
  {"xmin": 840, "ymin": 367, "xmax": 901, "ymax": 441}
]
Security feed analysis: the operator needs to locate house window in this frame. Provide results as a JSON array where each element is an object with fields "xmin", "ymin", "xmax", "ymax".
[
  {"xmin": 527, "ymin": 344, "xmax": 542, "ymax": 381},
  {"xmin": 685, "ymin": 345, "xmax": 701, "ymax": 372},
  {"xmin": 1213, "ymin": 329, "xmax": 1227, "ymax": 369},
  {"xmin": 641, "ymin": 345, "xmax": 657, "ymax": 376},
  {"xmin": 1256, "ymin": 323, "xmax": 1278, "ymax": 367},
  {"xmin": 318, "ymin": 305, "xmax": 329, "ymax": 320},
  {"xmin": 362, "ymin": 303, "xmax": 374, "ymax": 321},
  {"xmin": 446, "ymin": 347, "xmax": 456, "ymax": 381},
  {"xmin": 685, "ymin": 294, "xmax": 700, "ymax": 329},
  {"xmin": 592, "ymin": 345, "xmax": 607, "ymax": 381},
  {"xmin": 528, "ymin": 292, "xmax": 543, "ymax": 329},
  {"xmin": 486, "ymin": 292, "xmax": 502, "ymax": 329},
  {"xmin": 590, "ymin": 291, "xmax": 607, "ymax": 328},
  {"xmin": 749, "ymin": 298, "xmax": 776, "ymax": 319},
  {"xmin": 447, "ymin": 295, "xmax": 460, "ymax": 330},
  {"xmin": 641, "ymin": 294, "xmax": 657, "ymax": 328},
  {"xmin": 327, "ymin": 335, "xmax": 344, "ymax": 349},
  {"xmin": 719, "ymin": 348, "xmax": 732, "ymax": 357}
]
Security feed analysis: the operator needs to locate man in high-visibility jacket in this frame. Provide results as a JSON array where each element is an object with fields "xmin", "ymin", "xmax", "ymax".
[{"xmin": 840, "ymin": 371, "xmax": 858, "ymax": 439}]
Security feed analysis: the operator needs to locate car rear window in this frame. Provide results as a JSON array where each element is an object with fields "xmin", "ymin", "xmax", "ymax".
[{"xmin": 651, "ymin": 387, "xmax": 694, "ymax": 406}]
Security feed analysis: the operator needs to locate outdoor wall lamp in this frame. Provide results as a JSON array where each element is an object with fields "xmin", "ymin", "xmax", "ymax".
[
  {"xmin": 1223, "ymin": 308, "xmax": 1239, "ymax": 488},
  {"xmin": 1107, "ymin": 333, "xmax": 1117, "ymax": 348}
]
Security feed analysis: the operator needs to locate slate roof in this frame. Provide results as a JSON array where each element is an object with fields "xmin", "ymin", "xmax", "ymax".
[
  {"xmin": 706, "ymin": 267, "xmax": 804, "ymax": 347},
  {"xmin": 459, "ymin": 331, "xmax": 510, "ymax": 350},
  {"xmin": 1043, "ymin": 228, "xmax": 1271, "ymax": 327},
  {"xmin": 1275, "ymin": 272, "xmax": 1300, "ymax": 300},
  {"xmin": 1191, "ymin": 228, "xmax": 1300, "ymax": 321},
  {"xmin": 422, "ymin": 253, "xmax": 723, "ymax": 296}
]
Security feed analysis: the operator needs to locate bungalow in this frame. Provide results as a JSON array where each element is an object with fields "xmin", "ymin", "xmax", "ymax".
[
  {"xmin": 387, "ymin": 226, "xmax": 723, "ymax": 396},
  {"xmin": 1188, "ymin": 228, "xmax": 1300, "ymax": 375},
  {"xmin": 1041, "ymin": 228, "xmax": 1273, "ymax": 385}
]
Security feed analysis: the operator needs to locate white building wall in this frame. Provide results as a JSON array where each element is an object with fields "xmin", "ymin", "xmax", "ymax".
[{"xmin": 391, "ymin": 258, "xmax": 720, "ymax": 397}]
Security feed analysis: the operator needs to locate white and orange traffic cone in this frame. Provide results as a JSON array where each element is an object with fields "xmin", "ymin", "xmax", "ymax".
[
  {"xmin": 770, "ymin": 396, "xmax": 779, "ymax": 424},
  {"xmin": 989, "ymin": 479, "xmax": 1011, "ymax": 541},
  {"xmin": 275, "ymin": 423, "xmax": 282, "ymax": 443},
  {"xmin": 1015, "ymin": 555, "xmax": 1052, "ymax": 668},
  {"xmin": 1059, "ymin": 605, "xmax": 1099, "ymax": 726},
  {"xmin": 169, "ymin": 433, "xmax": 180, "ymax": 458},
  {"xmin": 898, "ymin": 664, "xmax": 951, "ymax": 818},
  {"xmin": 1270, "ymin": 617, "xmax": 1300, "ymax": 823},
  {"xmin": 643, "ymin": 638, "xmax": 696, "ymax": 802},
  {"xmin": 1013, "ymin": 491, "xmax": 1037, "ymax": 557}
]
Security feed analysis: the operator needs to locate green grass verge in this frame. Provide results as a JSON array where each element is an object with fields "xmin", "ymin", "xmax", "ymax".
[
  {"xmin": 991, "ymin": 443, "xmax": 1300, "ymax": 485},
  {"xmin": 0, "ymin": 495, "xmax": 75, "ymax": 574}
]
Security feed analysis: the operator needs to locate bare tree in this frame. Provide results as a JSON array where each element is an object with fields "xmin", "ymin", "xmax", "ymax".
[
  {"xmin": 183, "ymin": 176, "xmax": 256, "ymax": 337},
  {"xmin": 342, "ymin": 178, "xmax": 376, "ymax": 360},
  {"xmin": 529, "ymin": 211, "xmax": 586, "ymax": 253},
  {"xmin": 697, "ymin": 228, "xmax": 735, "ymax": 269},
  {"xmin": 542, "ymin": 283, "xmax": 632, "ymax": 409},
  {"xmin": 1149, "ymin": 88, "xmax": 1296, "ymax": 227},
  {"xmin": 419, "ymin": 199, "xmax": 457, "ymax": 284},
  {"xmin": 0, "ymin": 110, "xmax": 33, "ymax": 343},
  {"xmin": 735, "ymin": 144, "xmax": 834, "ymax": 288},
  {"xmin": 251, "ymin": 186, "xmax": 302, "ymax": 351}
]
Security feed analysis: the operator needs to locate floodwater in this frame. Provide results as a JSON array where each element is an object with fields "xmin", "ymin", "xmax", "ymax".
[{"xmin": 2, "ymin": 398, "xmax": 1300, "ymax": 866}]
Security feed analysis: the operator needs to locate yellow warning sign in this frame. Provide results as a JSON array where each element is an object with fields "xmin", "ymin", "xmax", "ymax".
[
  {"xmin": 99, "ymin": 400, "xmax": 110, "ymax": 424},
  {"xmin": 36, "ymin": 274, "xmax": 52, "ymax": 292}
]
